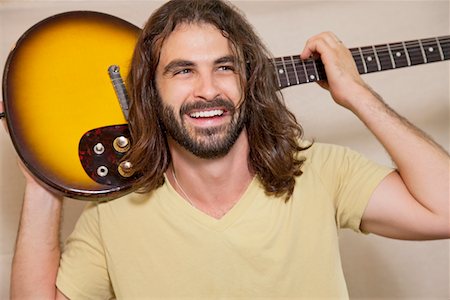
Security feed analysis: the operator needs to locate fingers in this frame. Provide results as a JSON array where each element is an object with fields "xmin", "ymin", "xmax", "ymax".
[
  {"xmin": 1, "ymin": 101, "xmax": 37, "ymax": 187},
  {"xmin": 300, "ymin": 31, "xmax": 346, "ymax": 60},
  {"xmin": 0, "ymin": 101, "xmax": 7, "ymax": 133},
  {"xmin": 300, "ymin": 32, "xmax": 368, "ymax": 108},
  {"xmin": 300, "ymin": 31, "xmax": 358, "ymax": 78}
]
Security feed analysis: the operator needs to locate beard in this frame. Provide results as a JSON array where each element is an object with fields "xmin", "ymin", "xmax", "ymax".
[{"xmin": 156, "ymin": 96, "xmax": 246, "ymax": 159}]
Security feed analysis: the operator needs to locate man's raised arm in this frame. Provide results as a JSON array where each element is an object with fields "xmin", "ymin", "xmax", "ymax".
[
  {"xmin": 10, "ymin": 165, "xmax": 68, "ymax": 299},
  {"xmin": 300, "ymin": 32, "xmax": 450, "ymax": 240}
]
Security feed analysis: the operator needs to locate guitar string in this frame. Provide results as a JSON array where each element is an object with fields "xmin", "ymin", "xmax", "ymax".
[
  {"xmin": 274, "ymin": 51, "xmax": 446, "ymax": 83},
  {"xmin": 278, "ymin": 50, "xmax": 446, "ymax": 63},
  {"xmin": 274, "ymin": 52, "xmax": 446, "ymax": 69},
  {"xmin": 285, "ymin": 53, "xmax": 444, "ymax": 65},
  {"xmin": 269, "ymin": 38, "xmax": 449, "ymax": 83},
  {"xmin": 280, "ymin": 56, "xmax": 441, "ymax": 66},
  {"xmin": 277, "ymin": 55, "xmax": 444, "ymax": 78},
  {"xmin": 274, "ymin": 54, "xmax": 445, "ymax": 72},
  {"xmin": 270, "ymin": 38, "xmax": 450, "ymax": 61},
  {"xmin": 276, "ymin": 50, "xmax": 447, "ymax": 64},
  {"xmin": 271, "ymin": 38, "xmax": 450, "ymax": 63}
]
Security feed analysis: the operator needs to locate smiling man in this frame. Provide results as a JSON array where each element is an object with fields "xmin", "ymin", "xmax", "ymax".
[
  {"xmin": 9, "ymin": 0, "xmax": 450, "ymax": 299},
  {"xmin": 156, "ymin": 23, "xmax": 246, "ymax": 159}
]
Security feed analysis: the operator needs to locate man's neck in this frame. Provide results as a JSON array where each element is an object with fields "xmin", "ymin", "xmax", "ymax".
[{"xmin": 167, "ymin": 131, "xmax": 254, "ymax": 219}]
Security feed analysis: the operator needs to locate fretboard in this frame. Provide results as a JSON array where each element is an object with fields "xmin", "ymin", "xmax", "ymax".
[{"xmin": 273, "ymin": 35, "xmax": 450, "ymax": 90}]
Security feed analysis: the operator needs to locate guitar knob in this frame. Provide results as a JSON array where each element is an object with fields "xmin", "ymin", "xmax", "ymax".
[
  {"xmin": 97, "ymin": 166, "xmax": 109, "ymax": 177},
  {"xmin": 118, "ymin": 161, "xmax": 134, "ymax": 177},
  {"xmin": 113, "ymin": 136, "xmax": 130, "ymax": 153},
  {"xmin": 93, "ymin": 143, "xmax": 105, "ymax": 155}
]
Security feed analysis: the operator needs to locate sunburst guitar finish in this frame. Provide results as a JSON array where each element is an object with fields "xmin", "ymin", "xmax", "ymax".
[{"xmin": 3, "ymin": 11, "xmax": 140, "ymax": 200}]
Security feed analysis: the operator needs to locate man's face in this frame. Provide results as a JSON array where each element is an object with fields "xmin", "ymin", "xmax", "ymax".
[{"xmin": 155, "ymin": 22, "xmax": 245, "ymax": 159}]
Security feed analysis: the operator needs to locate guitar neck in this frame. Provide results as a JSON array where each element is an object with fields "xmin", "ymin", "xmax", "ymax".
[{"xmin": 274, "ymin": 35, "xmax": 450, "ymax": 90}]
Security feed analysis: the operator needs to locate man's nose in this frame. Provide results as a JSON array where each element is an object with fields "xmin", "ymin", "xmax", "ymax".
[{"xmin": 193, "ymin": 72, "xmax": 220, "ymax": 101}]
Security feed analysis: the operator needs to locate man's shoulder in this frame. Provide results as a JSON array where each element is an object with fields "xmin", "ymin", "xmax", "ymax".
[
  {"xmin": 298, "ymin": 141, "xmax": 351, "ymax": 162},
  {"xmin": 95, "ymin": 185, "xmax": 164, "ymax": 211}
]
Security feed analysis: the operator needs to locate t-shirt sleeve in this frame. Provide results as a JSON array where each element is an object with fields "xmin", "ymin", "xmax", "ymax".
[
  {"xmin": 309, "ymin": 143, "xmax": 394, "ymax": 233},
  {"xmin": 56, "ymin": 202, "xmax": 115, "ymax": 299}
]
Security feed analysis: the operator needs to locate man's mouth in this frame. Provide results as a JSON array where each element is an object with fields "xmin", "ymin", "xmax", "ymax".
[{"xmin": 189, "ymin": 109, "xmax": 225, "ymax": 119}]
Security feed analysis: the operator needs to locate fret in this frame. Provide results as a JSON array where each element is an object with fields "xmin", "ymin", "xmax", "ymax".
[
  {"xmin": 372, "ymin": 45, "xmax": 382, "ymax": 71},
  {"xmin": 288, "ymin": 56, "xmax": 300, "ymax": 85},
  {"xmin": 272, "ymin": 59, "xmax": 281, "ymax": 88},
  {"xmin": 421, "ymin": 38, "xmax": 442, "ymax": 63},
  {"xmin": 304, "ymin": 59, "xmax": 318, "ymax": 82},
  {"xmin": 314, "ymin": 59, "xmax": 327, "ymax": 81},
  {"xmin": 438, "ymin": 36, "xmax": 450, "ymax": 60},
  {"xmin": 390, "ymin": 42, "xmax": 409, "ymax": 68},
  {"xmin": 360, "ymin": 46, "xmax": 379, "ymax": 73},
  {"xmin": 402, "ymin": 41, "xmax": 412, "ymax": 66},
  {"xmin": 358, "ymin": 47, "xmax": 368, "ymax": 73},
  {"xmin": 374, "ymin": 44, "xmax": 394, "ymax": 70},
  {"xmin": 281, "ymin": 57, "xmax": 291, "ymax": 86},
  {"xmin": 301, "ymin": 59, "xmax": 309, "ymax": 82},
  {"xmin": 418, "ymin": 39, "xmax": 427, "ymax": 63},
  {"xmin": 274, "ymin": 57, "xmax": 289, "ymax": 88},
  {"xmin": 404, "ymin": 40, "xmax": 424, "ymax": 65},
  {"xmin": 435, "ymin": 37, "xmax": 445, "ymax": 61},
  {"xmin": 312, "ymin": 59, "xmax": 321, "ymax": 80},
  {"xmin": 387, "ymin": 43, "xmax": 396, "ymax": 69},
  {"xmin": 350, "ymin": 48, "xmax": 365, "ymax": 74},
  {"xmin": 281, "ymin": 56, "xmax": 296, "ymax": 86},
  {"xmin": 291, "ymin": 55, "xmax": 308, "ymax": 84}
]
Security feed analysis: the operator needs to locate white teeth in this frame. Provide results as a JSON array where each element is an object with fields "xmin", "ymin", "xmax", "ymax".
[{"xmin": 190, "ymin": 109, "xmax": 224, "ymax": 118}]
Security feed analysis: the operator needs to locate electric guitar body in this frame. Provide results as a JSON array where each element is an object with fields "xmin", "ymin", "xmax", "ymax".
[{"xmin": 3, "ymin": 11, "xmax": 140, "ymax": 199}]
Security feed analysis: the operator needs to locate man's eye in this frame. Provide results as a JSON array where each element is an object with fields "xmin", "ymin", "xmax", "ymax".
[
  {"xmin": 218, "ymin": 65, "xmax": 234, "ymax": 72},
  {"xmin": 175, "ymin": 69, "xmax": 191, "ymax": 75}
]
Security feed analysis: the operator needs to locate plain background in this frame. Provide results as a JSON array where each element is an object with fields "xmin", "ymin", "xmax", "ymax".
[{"xmin": 1, "ymin": 0, "xmax": 449, "ymax": 299}]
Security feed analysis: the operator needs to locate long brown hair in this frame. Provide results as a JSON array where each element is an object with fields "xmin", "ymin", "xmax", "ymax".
[{"xmin": 127, "ymin": 0, "xmax": 309, "ymax": 200}]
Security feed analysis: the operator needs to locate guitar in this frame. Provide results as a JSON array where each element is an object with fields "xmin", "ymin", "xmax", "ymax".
[{"xmin": 2, "ymin": 11, "xmax": 449, "ymax": 200}]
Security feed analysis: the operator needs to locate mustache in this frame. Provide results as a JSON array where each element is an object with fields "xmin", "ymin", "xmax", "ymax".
[{"xmin": 179, "ymin": 98, "xmax": 236, "ymax": 116}]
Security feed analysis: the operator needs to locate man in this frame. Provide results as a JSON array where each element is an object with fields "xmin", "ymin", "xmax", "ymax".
[{"xmin": 9, "ymin": 0, "xmax": 449, "ymax": 299}]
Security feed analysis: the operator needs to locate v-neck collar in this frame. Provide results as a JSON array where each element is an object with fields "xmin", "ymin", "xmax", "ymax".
[{"xmin": 162, "ymin": 173, "xmax": 261, "ymax": 231}]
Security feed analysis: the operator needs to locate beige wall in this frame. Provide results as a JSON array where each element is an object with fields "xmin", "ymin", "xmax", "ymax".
[{"xmin": 1, "ymin": 0, "xmax": 449, "ymax": 298}]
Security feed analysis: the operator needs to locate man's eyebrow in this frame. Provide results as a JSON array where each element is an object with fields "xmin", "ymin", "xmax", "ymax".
[
  {"xmin": 215, "ymin": 55, "xmax": 237, "ymax": 65},
  {"xmin": 162, "ymin": 56, "xmax": 237, "ymax": 75},
  {"xmin": 162, "ymin": 60, "xmax": 196, "ymax": 75}
]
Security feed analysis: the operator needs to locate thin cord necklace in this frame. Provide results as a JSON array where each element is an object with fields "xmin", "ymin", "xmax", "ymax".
[
  {"xmin": 171, "ymin": 167, "xmax": 250, "ymax": 219},
  {"xmin": 171, "ymin": 168, "xmax": 195, "ymax": 207}
]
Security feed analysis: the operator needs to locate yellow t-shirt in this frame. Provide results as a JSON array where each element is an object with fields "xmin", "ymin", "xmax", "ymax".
[{"xmin": 57, "ymin": 143, "xmax": 392, "ymax": 299}]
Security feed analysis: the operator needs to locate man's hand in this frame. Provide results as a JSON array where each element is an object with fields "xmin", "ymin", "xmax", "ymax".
[
  {"xmin": 300, "ymin": 32, "xmax": 370, "ymax": 111},
  {"xmin": 1, "ymin": 101, "xmax": 7, "ymax": 132}
]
